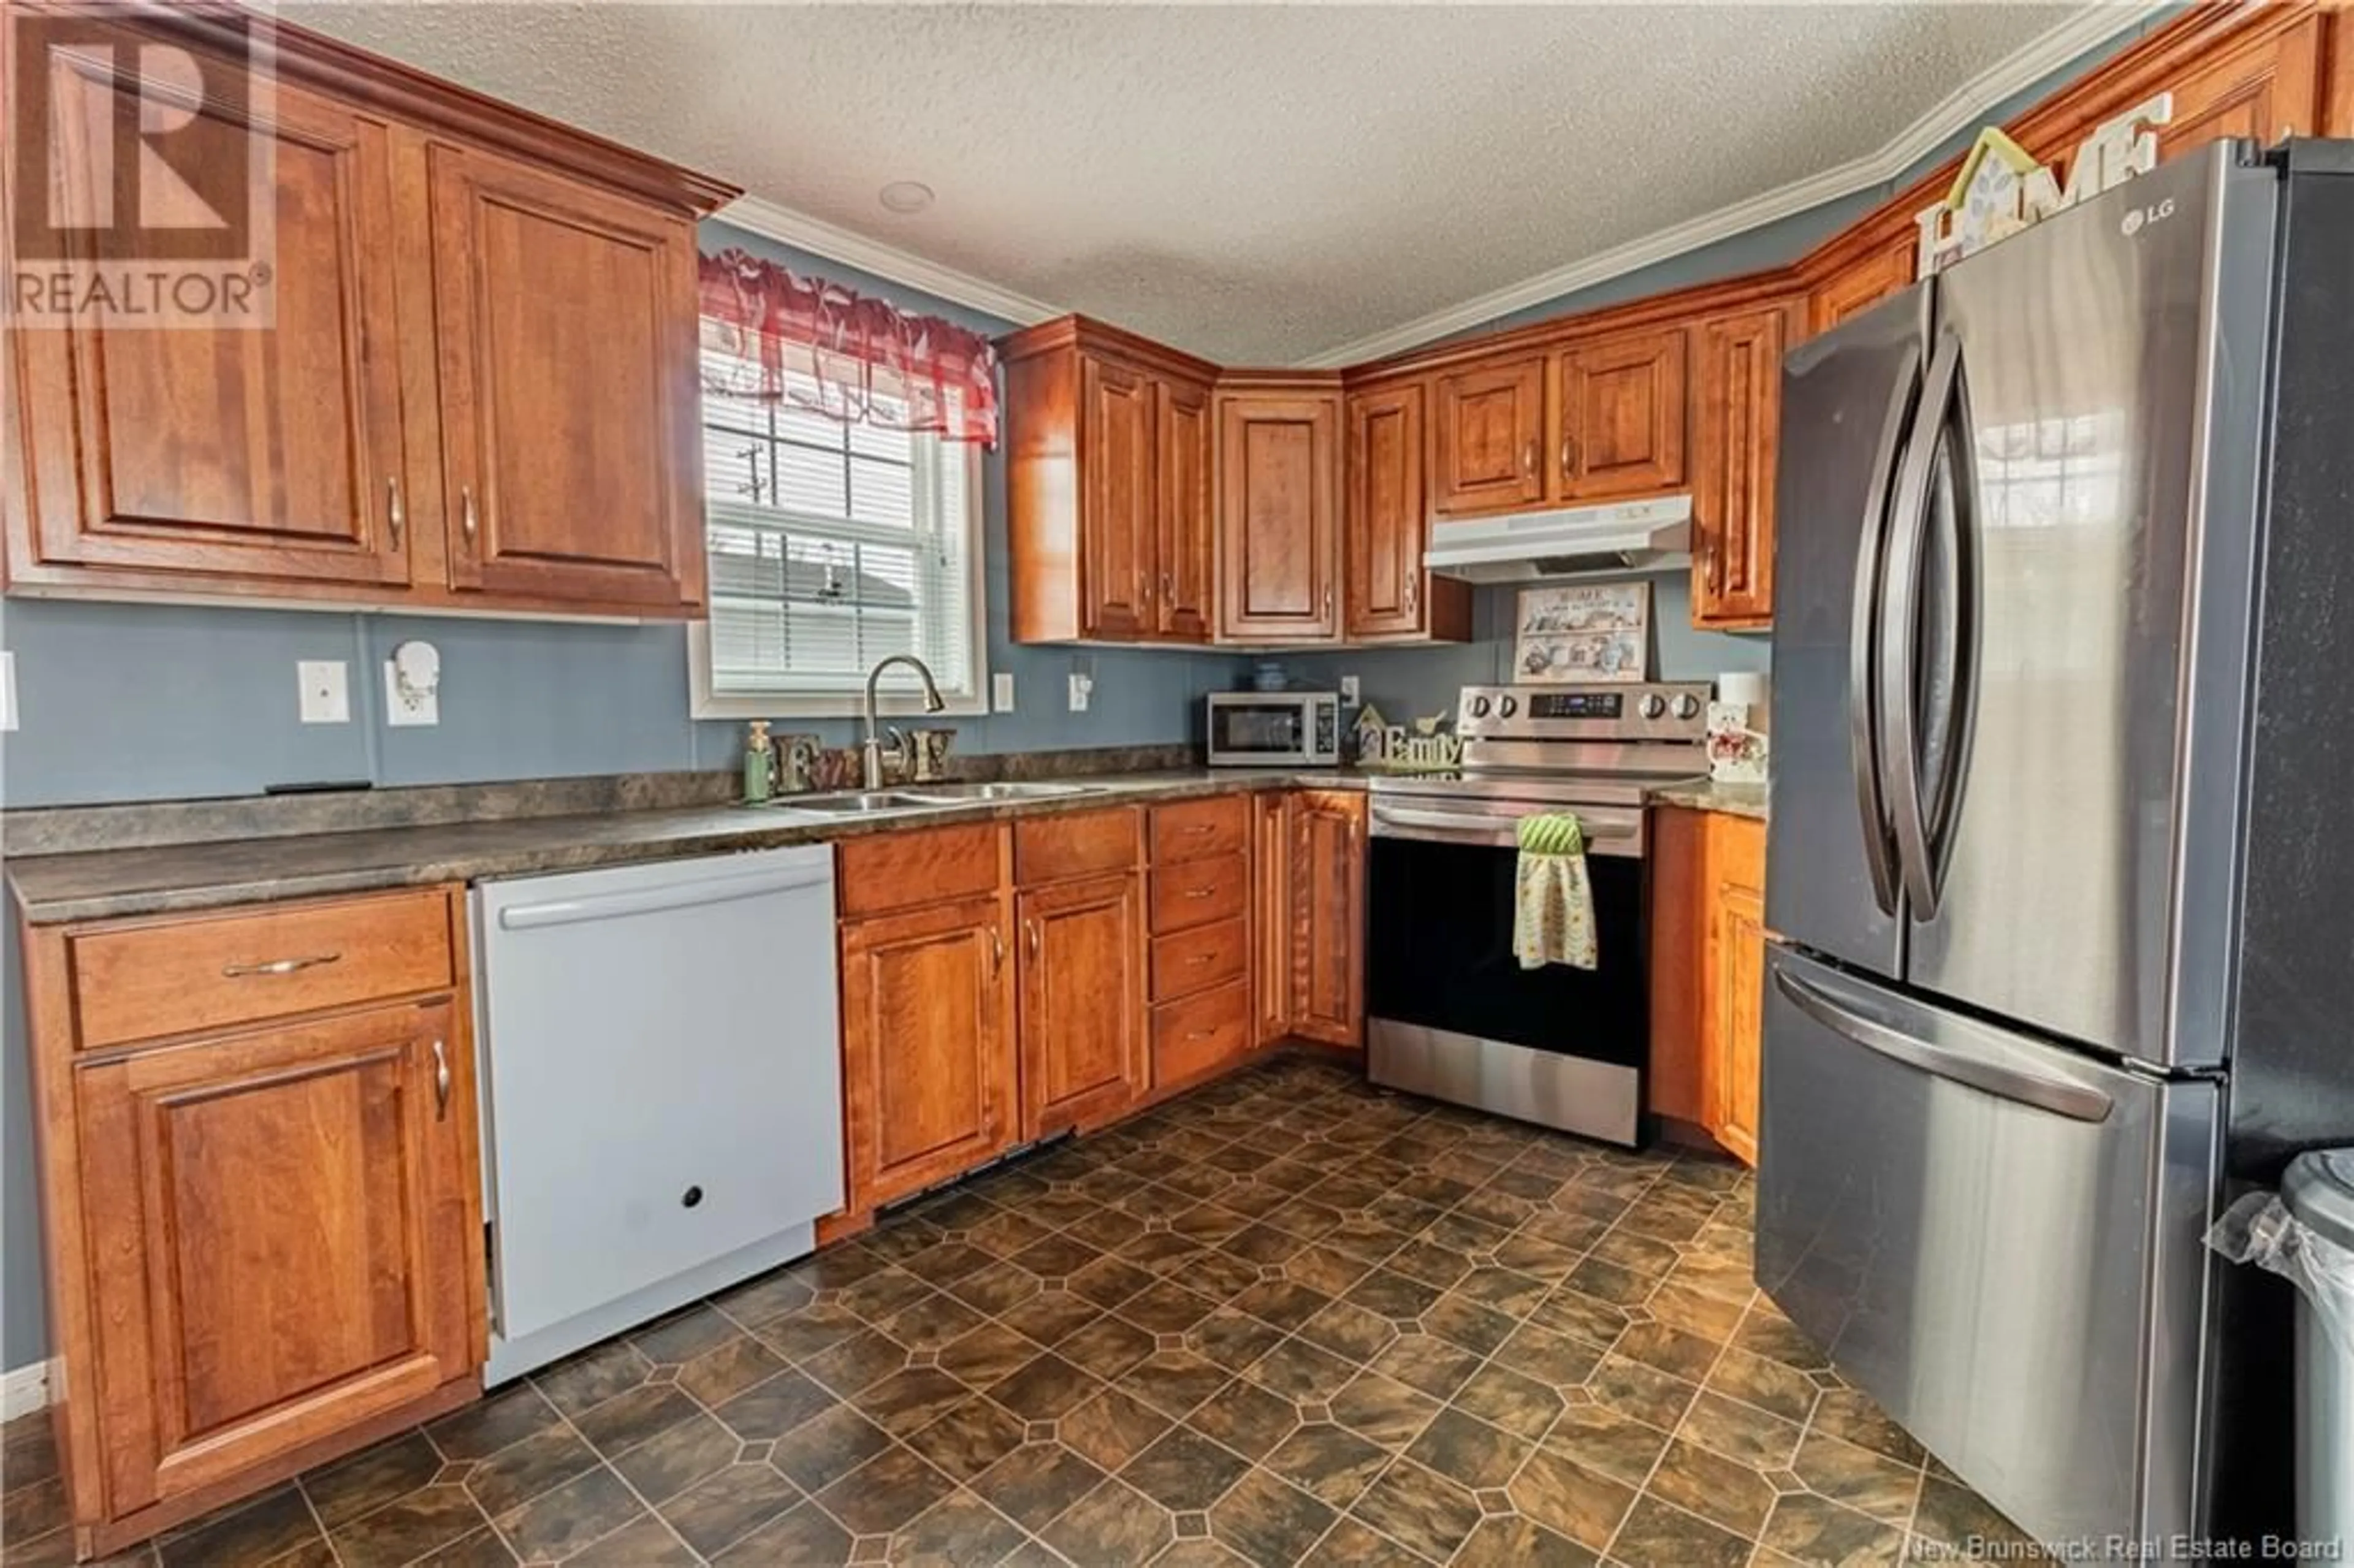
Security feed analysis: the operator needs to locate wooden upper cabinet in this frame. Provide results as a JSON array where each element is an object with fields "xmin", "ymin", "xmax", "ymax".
[
  {"xmin": 1431, "ymin": 356, "xmax": 1547, "ymax": 515},
  {"xmin": 1077, "ymin": 354, "xmax": 1156, "ymax": 638},
  {"xmin": 423, "ymin": 144, "xmax": 705, "ymax": 611},
  {"xmin": 1691, "ymin": 302, "xmax": 1800, "ymax": 628},
  {"xmin": 78, "ymin": 999, "xmax": 479, "ymax": 1519},
  {"xmin": 1216, "ymin": 385, "xmax": 1342, "ymax": 642},
  {"xmin": 1017, "ymin": 873, "xmax": 1146, "ymax": 1139},
  {"xmin": 1552, "ymin": 327, "xmax": 1688, "ymax": 501},
  {"xmin": 1809, "ymin": 229, "xmax": 1919, "ymax": 337},
  {"xmin": 1346, "ymin": 382, "xmax": 1427, "ymax": 640},
  {"xmin": 1289, "ymin": 790, "xmax": 1366, "ymax": 1047},
  {"xmin": 2158, "ymin": 12, "xmax": 2323, "ymax": 154},
  {"xmin": 1154, "ymin": 377, "xmax": 1215, "ymax": 640},
  {"xmin": 839, "ymin": 896, "xmax": 1016, "ymax": 1211},
  {"xmin": 9, "ymin": 47, "xmax": 411, "ymax": 591}
]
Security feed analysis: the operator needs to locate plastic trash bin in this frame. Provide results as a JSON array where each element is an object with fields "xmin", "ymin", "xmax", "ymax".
[{"xmin": 2212, "ymin": 1149, "xmax": 2354, "ymax": 1554}]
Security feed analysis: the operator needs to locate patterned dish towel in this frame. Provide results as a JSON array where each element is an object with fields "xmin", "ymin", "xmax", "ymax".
[{"xmin": 1514, "ymin": 812, "xmax": 1598, "ymax": 970}]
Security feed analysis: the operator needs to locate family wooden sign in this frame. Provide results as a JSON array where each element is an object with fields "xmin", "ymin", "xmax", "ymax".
[{"xmin": 1914, "ymin": 93, "xmax": 2176, "ymax": 275}]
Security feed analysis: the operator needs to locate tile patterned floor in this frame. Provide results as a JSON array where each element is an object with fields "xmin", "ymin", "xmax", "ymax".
[{"xmin": 0, "ymin": 1056, "xmax": 2038, "ymax": 1567}]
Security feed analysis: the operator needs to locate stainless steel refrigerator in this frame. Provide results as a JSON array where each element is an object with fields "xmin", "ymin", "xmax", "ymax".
[{"xmin": 1761, "ymin": 139, "xmax": 2354, "ymax": 1551}]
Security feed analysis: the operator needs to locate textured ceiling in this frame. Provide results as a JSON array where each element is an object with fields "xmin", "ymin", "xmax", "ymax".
[{"xmin": 287, "ymin": 2, "xmax": 2107, "ymax": 362}]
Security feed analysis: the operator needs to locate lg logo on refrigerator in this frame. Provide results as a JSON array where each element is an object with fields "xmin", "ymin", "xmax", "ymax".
[{"xmin": 2121, "ymin": 197, "xmax": 2181, "ymax": 237}]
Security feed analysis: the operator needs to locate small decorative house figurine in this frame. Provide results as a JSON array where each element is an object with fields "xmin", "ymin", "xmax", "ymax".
[{"xmin": 1353, "ymin": 704, "xmax": 1390, "ymax": 766}]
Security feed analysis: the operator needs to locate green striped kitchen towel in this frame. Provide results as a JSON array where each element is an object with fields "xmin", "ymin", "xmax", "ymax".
[{"xmin": 1514, "ymin": 812, "xmax": 1598, "ymax": 970}]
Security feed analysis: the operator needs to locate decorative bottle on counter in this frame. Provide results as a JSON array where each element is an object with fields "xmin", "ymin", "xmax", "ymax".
[{"xmin": 743, "ymin": 719, "xmax": 774, "ymax": 803}]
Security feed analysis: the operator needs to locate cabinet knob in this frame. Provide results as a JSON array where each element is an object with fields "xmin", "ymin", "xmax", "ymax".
[
  {"xmin": 386, "ymin": 477, "xmax": 404, "ymax": 547},
  {"xmin": 461, "ymin": 485, "xmax": 479, "ymax": 546}
]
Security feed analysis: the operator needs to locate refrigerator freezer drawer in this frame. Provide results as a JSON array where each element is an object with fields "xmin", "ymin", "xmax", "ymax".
[{"xmin": 1756, "ymin": 945, "xmax": 2220, "ymax": 1547}]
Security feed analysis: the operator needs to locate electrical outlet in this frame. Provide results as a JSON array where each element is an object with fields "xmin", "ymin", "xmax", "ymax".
[
  {"xmin": 384, "ymin": 660, "xmax": 438, "ymax": 726},
  {"xmin": 1340, "ymin": 674, "xmax": 1361, "ymax": 704},
  {"xmin": 297, "ymin": 660, "xmax": 350, "ymax": 724},
  {"xmin": 992, "ymin": 672, "xmax": 1015, "ymax": 713},
  {"xmin": 1067, "ymin": 672, "xmax": 1092, "ymax": 713},
  {"xmin": 0, "ymin": 651, "xmax": 15, "ymax": 733}
]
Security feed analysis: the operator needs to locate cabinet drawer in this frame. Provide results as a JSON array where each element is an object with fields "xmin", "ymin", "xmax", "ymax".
[
  {"xmin": 1152, "ymin": 979, "xmax": 1251, "ymax": 1086},
  {"xmin": 1151, "ymin": 917, "xmax": 1247, "ymax": 1002},
  {"xmin": 68, "ymin": 889, "xmax": 457, "ymax": 1052},
  {"xmin": 839, "ymin": 824, "xmax": 1003, "ymax": 918},
  {"xmin": 1150, "ymin": 796, "xmax": 1249, "ymax": 863},
  {"xmin": 1148, "ymin": 853, "xmax": 1248, "ymax": 934},
  {"xmin": 1014, "ymin": 808, "xmax": 1141, "ymax": 886}
]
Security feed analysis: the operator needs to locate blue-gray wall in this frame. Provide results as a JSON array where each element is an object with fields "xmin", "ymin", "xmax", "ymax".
[{"xmin": 0, "ymin": 10, "xmax": 2182, "ymax": 1372}]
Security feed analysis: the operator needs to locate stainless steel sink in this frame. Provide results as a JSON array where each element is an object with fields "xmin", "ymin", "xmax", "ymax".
[
  {"xmin": 766, "ymin": 791, "xmax": 936, "ymax": 815},
  {"xmin": 899, "ymin": 782, "xmax": 1110, "ymax": 803}
]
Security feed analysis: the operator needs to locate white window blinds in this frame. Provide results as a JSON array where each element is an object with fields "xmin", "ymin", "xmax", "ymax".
[{"xmin": 699, "ymin": 350, "xmax": 981, "ymax": 705}]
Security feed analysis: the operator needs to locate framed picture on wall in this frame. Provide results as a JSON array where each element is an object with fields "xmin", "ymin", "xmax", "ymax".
[{"xmin": 1513, "ymin": 582, "xmax": 1653, "ymax": 684}]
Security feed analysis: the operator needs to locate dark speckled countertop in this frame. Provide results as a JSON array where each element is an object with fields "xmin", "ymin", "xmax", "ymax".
[
  {"xmin": 8, "ymin": 766, "xmax": 1769, "ymax": 925},
  {"xmin": 6, "ymin": 771, "xmax": 1351, "ymax": 924}
]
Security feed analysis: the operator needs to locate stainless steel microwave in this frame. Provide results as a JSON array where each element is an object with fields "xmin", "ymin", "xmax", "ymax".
[{"xmin": 1206, "ymin": 691, "xmax": 1342, "ymax": 767}]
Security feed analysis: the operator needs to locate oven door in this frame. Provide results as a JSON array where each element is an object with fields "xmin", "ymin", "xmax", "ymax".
[{"xmin": 1365, "ymin": 802, "xmax": 1648, "ymax": 1145}]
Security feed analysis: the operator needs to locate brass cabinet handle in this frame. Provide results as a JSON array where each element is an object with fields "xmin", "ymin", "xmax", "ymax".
[
  {"xmin": 1404, "ymin": 570, "xmax": 1419, "ymax": 617},
  {"xmin": 1027, "ymin": 919, "xmax": 1042, "ymax": 958},
  {"xmin": 386, "ymin": 477, "xmax": 404, "ymax": 546},
  {"xmin": 221, "ymin": 953, "xmax": 340, "ymax": 978},
  {"xmin": 1521, "ymin": 440, "xmax": 1537, "ymax": 476},
  {"xmin": 1561, "ymin": 436, "xmax": 1578, "ymax": 478},
  {"xmin": 1186, "ymin": 953, "xmax": 1214, "ymax": 967},
  {"xmin": 1322, "ymin": 585, "xmax": 1335, "ymax": 621},
  {"xmin": 430, "ymin": 1038, "xmax": 452, "ymax": 1120},
  {"xmin": 1186, "ymin": 1029, "xmax": 1214, "ymax": 1042},
  {"xmin": 989, "ymin": 926, "xmax": 1005, "ymax": 975},
  {"xmin": 461, "ymin": 485, "xmax": 479, "ymax": 546},
  {"xmin": 1185, "ymin": 886, "xmax": 1216, "ymax": 900},
  {"xmin": 1179, "ymin": 823, "xmax": 1215, "ymax": 837},
  {"xmin": 1161, "ymin": 573, "xmax": 1175, "ymax": 603}
]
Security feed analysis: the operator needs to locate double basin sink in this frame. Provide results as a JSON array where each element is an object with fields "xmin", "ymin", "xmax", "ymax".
[{"xmin": 750, "ymin": 780, "xmax": 1116, "ymax": 818}]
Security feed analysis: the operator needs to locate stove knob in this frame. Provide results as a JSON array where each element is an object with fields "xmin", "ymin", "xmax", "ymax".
[
  {"xmin": 1498, "ymin": 695, "xmax": 1519, "ymax": 719},
  {"xmin": 1673, "ymin": 693, "xmax": 1703, "ymax": 720},
  {"xmin": 1468, "ymin": 695, "xmax": 1493, "ymax": 718},
  {"xmin": 1640, "ymin": 693, "xmax": 1668, "ymax": 720}
]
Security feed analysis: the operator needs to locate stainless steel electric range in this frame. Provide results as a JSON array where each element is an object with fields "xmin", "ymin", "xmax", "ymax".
[{"xmin": 1365, "ymin": 680, "xmax": 1711, "ymax": 1147}]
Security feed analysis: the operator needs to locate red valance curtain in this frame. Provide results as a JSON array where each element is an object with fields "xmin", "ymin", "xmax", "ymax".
[{"xmin": 698, "ymin": 248, "xmax": 1000, "ymax": 447}]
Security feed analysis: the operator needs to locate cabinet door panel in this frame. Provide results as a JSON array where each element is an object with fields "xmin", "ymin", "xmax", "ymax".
[
  {"xmin": 1155, "ymin": 378, "xmax": 1214, "ymax": 641},
  {"xmin": 1555, "ymin": 327, "xmax": 1687, "ymax": 501},
  {"xmin": 80, "ymin": 1002, "xmax": 474, "ymax": 1513},
  {"xmin": 2157, "ymin": 15, "xmax": 2322, "ymax": 156},
  {"xmin": 840, "ymin": 898, "xmax": 1014, "ymax": 1209},
  {"xmin": 1346, "ymin": 382, "xmax": 1428, "ymax": 639},
  {"xmin": 13, "ymin": 48, "xmax": 408, "ymax": 587},
  {"xmin": 1217, "ymin": 393, "xmax": 1341, "ymax": 641},
  {"xmin": 1810, "ymin": 231, "xmax": 1919, "ymax": 337},
  {"xmin": 1018, "ymin": 874, "xmax": 1145, "ymax": 1138},
  {"xmin": 1705, "ymin": 817, "xmax": 1768, "ymax": 1167},
  {"xmin": 1081, "ymin": 357, "xmax": 1155, "ymax": 638},
  {"xmin": 1431, "ymin": 357, "xmax": 1545, "ymax": 515},
  {"xmin": 1254, "ymin": 793, "xmax": 1293, "ymax": 1046},
  {"xmin": 1289, "ymin": 791, "xmax": 1365, "ymax": 1046},
  {"xmin": 1691, "ymin": 305, "xmax": 1793, "ymax": 628},
  {"xmin": 425, "ymin": 144, "xmax": 702, "ymax": 610}
]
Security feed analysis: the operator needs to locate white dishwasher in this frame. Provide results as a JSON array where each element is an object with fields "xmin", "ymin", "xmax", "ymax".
[{"xmin": 473, "ymin": 844, "xmax": 842, "ymax": 1383}]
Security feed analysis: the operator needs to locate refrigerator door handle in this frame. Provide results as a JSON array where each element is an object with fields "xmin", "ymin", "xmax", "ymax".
[
  {"xmin": 1772, "ymin": 965, "xmax": 2114, "ymax": 1124},
  {"xmin": 1880, "ymin": 328, "xmax": 1963, "ymax": 919},
  {"xmin": 1849, "ymin": 340, "xmax": 1922, "ymax": 919}
]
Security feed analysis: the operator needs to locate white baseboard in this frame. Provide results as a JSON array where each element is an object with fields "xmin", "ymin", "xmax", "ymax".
[{"xmin": 2, "ymin": 1361, "xmax": 51, "ymax": 1421}]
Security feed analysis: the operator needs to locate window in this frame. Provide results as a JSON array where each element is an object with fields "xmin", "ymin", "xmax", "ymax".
[{"xmin": 690, "ymin": 351, "xmax": 985, "ymax": 717}]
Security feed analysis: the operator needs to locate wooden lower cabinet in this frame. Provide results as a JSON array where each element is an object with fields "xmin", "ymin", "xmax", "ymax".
[
  {"xmin": 18, "ymin": 888, "xmax": 484, "ymax": 1558},
  {"xmin": 1018, "ymin": 872, "xmax": 1146, "ymax": 1140},
  {"xmin": 1647, "ymin": 807, "xmax": 1768, "ymax": 1165},
  {"xmin": 839, "ymin": 894, "xmax": 1019, "ymax": 1212},
  {"xmin": 1287, "ymin": 791, "xmax": 1366, "ymax": 1047},
  {"xmin": 1252, "ymin": 793, "xmax": 1296, "ymax": 1046}
]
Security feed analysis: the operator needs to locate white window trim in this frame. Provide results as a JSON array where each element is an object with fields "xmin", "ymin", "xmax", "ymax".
[{"xmin": 689, "ymin": 441, "xmax": 990, "ymax": 720}]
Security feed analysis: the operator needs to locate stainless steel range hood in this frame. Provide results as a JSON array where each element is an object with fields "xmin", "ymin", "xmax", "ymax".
[{"xmin": 1423, "ymin": 495, "xmax": 1692, "ymax": 583}]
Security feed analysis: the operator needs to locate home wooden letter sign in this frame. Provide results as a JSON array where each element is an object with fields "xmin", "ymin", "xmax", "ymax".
[{"xmin": 1915, "ymin": 94, "xmax": 2174, "ymax": 275}]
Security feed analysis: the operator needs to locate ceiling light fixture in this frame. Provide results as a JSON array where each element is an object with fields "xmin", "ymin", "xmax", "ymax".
[{"xmin": 878, "ymin": 181, "xmax": 934, "ymax": 215}]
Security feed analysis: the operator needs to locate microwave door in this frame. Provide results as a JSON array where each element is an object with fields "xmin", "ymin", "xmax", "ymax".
[{"xmin": 1212, "ymin": 704, "xmax": 1297, "ymax": 758}]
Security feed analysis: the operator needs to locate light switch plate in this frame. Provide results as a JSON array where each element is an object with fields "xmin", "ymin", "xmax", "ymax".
[
  {"xmin": 1340, "ymin": 674, "xmax": 1361, "ymax": 704},
  {"xmin": 992, "ymin": 672, "xmax": 1015, "ymax": 713},
  {"xmin": 0, "ymin": 651, "xmax": 15, "ymax": 733},
  {"xmin": 297, "ymin": 660, "xmax": 350, "ymax": 724}
]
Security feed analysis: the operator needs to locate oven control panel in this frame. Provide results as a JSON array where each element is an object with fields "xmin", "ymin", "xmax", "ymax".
[{"xmin": 1457, "ymin": 682, "xmax": 1713, "ymax": 740}]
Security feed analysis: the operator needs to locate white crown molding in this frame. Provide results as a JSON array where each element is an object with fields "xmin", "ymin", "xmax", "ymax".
[
  {"xmin": 1297, "ymin": 0, "xmax": 2167, "ymax": 368},
  {"xmin": 713, "ymin": 195, "xmax": 1062, "ymax": 330},
  {"xmin": 2, "ymin": 1360, "xmax": 50, "ymax": 1421}
]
